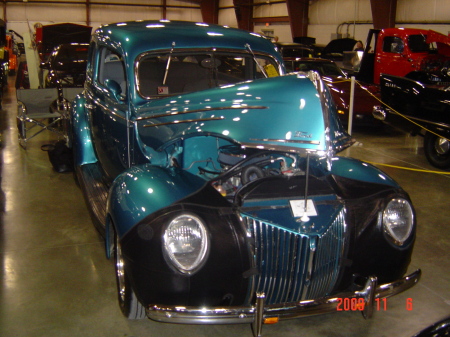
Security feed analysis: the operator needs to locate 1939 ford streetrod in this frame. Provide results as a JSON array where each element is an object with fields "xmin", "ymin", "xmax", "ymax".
[{"xmin": 70, "ymin": 20, "xmax": 421, "ymax": 336}]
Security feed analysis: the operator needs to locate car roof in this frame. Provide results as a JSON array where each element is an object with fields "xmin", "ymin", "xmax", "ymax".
[{"xmin": 94, "ymin": 20, "xmax": 282, "ymax": 63}]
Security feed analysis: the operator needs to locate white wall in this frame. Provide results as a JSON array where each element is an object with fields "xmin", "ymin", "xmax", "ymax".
[
  {"xmin": 3, "ymin": 0, "xmax": 450, "ymax": 46},
  {"xmin": 305, "ymin": 0, "xmax": 450, "ymax": 45},
  {"xmin": 219, "ymin": 0, "xmax": 450, "ymax": 45},
  {"xmin": 4, "ymin": 0, "xmax": 202, "ymax": 38},
  {"xmin": 218, "ymin": 0, "xmax": 237, "ymax": 27}
]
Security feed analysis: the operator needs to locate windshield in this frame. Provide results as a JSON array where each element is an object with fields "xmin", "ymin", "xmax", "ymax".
[
  {"xmin": 408, "ymin": 34, "xmax": 429, "ymax": 52},
  {"xmin": 137, "ymin": 51, "xmax": 280, "ymax": 98}
]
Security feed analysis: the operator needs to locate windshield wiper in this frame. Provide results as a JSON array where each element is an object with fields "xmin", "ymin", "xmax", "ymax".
[
  {"xmin": 163, "ymin": 41, "xmax": 176, "ymax": 85},
  {"xmin": 245, "ymin": 43, "xmax": 268, "ymax": 78}
]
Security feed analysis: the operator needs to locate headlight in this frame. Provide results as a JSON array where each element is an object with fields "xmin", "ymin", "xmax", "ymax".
[
  {"xmin": 163, "ymin": 214, "xmax": 209, "ymax": 274},
  {"xmin": 382, "ymin": 198, "xmax": 414, "ymax": 246}
]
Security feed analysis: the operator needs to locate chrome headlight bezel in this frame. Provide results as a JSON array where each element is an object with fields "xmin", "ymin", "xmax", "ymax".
[
  {"xmin": 163, "ymin": 213, "xmax": 209, "ymax": 274},
  {"xmin": 382, "ymin": 198, "xmax": 414, "ymax": 246}
]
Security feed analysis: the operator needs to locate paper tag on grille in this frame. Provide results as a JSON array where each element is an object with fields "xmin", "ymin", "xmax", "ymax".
[{"xmin": 289, "ymin": 199, "xmax": 318, "ymax": 217}]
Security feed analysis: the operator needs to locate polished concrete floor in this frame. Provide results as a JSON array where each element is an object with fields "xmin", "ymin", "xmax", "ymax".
[{"xmin": 0, "ymin": 78, "xmax": 449, "ymax": 337}]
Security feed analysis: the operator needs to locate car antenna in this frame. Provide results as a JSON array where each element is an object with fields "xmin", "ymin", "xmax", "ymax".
[
  {"xmin": 301, "ymin": 152, "xmax": 311, "ymax": 222},
  {"xmin": 163, "ymin": 41, "xmax": 176, "ymax": 85},
  {"xmin": 245, "ymin": 43, "xmax": 268, "ymax": 78}
]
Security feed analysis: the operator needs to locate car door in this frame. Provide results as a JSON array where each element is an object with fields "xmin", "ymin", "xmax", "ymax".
[
  {"xmin": 88, "ymin": 47, "xmax": 130, "ymax": 181},
  {"xmin": 375, "ymin": 35, "xmax": 411, "ymax": 82}
]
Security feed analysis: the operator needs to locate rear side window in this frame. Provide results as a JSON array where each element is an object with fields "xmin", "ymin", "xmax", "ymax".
[{"xmin": 97, "ymin": 48, "xmax": 127, "ymax": 96}]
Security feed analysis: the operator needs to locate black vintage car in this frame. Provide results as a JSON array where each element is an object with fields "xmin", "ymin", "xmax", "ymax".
[
  {"xmin": 41, "ymin": 43, "xmax": 89, "ymax": 88},
  {"xmin": 374, "ymin": 74, "xmax": 450, "ymax": 169}
]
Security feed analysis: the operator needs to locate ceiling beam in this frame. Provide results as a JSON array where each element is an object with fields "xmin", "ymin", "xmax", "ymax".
[
  {"xmin": 200, "ymin": 0, "xmax": 219, "ymax": 24},
  {"xmin": 286, "ymin": 0, "xmax": 309, "ymax": 39},
  {"xmin": 233, "ymin": 0, "xmax": 253, "ymax": 32},
  {"xmin": 370, "ymin": 0, "xmax": 397, "ymax": 29}
]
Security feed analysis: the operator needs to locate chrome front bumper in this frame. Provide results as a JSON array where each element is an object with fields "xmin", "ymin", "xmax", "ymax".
[{"xmin": 147, "ymin": 269, "xmax": 421, "ymax": 335}]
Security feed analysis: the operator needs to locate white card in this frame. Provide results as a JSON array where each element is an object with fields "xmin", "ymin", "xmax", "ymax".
[
  {"xmin": 158, "ymin": 86, "xmax": 169, "ymax": 95},
  {"xmin": 289, "ymin": 199, "xmax": 318, "ymax": 217}
]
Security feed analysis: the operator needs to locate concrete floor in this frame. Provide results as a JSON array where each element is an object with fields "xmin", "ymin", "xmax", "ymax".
[{"xmin": 0, "ymin": 79, "xmax": 449, "ymax": 337}]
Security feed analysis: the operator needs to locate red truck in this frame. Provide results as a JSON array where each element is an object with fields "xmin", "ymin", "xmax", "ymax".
[{"xmin": 357, "ymin": 28, "xmax": 450, "ymax": 86}]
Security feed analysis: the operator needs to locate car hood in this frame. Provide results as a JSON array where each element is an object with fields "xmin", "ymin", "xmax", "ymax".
[
  {"xmin": 135, "ymin": 72, "xmax": 353, "ymax": 159},
  {"xmin": 425, "ymin": 30, "xmax": 450, "ymax": 56}
]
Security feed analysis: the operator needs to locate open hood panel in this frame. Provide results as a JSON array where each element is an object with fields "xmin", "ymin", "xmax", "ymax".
[{"xmin": 135, "ymin": 73, "xmax": 352, "ymax": 157}]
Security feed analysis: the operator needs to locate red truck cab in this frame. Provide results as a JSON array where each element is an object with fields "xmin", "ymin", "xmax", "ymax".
[{"xmin": 358, "ymin": 28, "xmax": 450, "ymax": 86}]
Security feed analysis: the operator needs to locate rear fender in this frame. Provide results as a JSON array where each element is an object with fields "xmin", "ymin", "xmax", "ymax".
[{"xmin": 71, "ymin": 94, "xmax": 97, "ymax": 165}]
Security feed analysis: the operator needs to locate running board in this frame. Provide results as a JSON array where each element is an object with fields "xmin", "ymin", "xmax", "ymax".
[{"xmin": 77, "ymin": 163, "xmax": 109, "ymax": 235}]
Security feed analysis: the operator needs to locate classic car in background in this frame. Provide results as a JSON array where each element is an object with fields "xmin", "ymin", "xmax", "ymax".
[
  {"xmin": 35, "ymin": 22, "xmax": 92, "ymax": 60},
  {"xmin": 274, "ymin": 42, "xmax": 315, "ymax": 59},
  {"xmin": 16, "ymin": 23, "xmax": 91, "ymax": 89},
  {"xmin": 412, "ymin": 316, "xmax": 450, "ymax": 337},
  {"xmin": 374, "ymin": 74, "xmax": 450, "ymax": 169},
  {"xmin": 70, "ymin": 20, "xmax": 420, "ymax": 336},
  {"xmin": 285, "ymin": 57, "xmax": 382, "ymax": 126},
  {"xmin": 357, "ymin": 28, "xmax": 450, "ymax": 86},
  {"xmin": 41, "ymin": 43, "xmax": 88, "ymax": 87},
  {"xmin": 320, "ymin": 37, "xmax": 358, "ymax": 67}
]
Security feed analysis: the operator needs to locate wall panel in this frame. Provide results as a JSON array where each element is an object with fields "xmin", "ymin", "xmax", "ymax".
[{"xmin": 1, "ymin": 0, "xmax": 449, "ymax": 50}]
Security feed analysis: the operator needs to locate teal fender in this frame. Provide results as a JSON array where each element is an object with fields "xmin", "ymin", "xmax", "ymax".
[
  {"xmin": 330, "ymin": 156, "xmax": 399, "ymax": 187},
  {"xmin": 106, "ymin": 164, "xmax": 207, "ymax": 238},
  {"xmin": 71, "ymin": 94, "xmax": 97, "ymax": 165}
]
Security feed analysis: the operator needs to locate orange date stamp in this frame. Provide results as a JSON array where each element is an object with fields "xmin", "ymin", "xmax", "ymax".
[{"xmin": 336, "ymin": 298, "xmax": 413, "ymax": 311}]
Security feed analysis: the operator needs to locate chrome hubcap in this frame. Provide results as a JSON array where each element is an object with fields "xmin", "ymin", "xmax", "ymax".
[{"xmin": 435, "ymin": 137, "xmax": 450, "ymax": 155}]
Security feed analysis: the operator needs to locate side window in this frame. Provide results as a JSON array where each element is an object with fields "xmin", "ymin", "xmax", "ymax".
[
  {"xmin": 97, "ymin": 48, "xmax": 127, "ymax": 96},
  {"xmin": 382, "ymin": 37, "xmax": 404, "ymax": 53}
]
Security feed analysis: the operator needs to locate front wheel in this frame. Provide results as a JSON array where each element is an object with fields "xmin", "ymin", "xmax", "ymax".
[
  {"xmin": 424, "ymin": 132, "xmax": 450, "ymax": 169},
  {"xmin": 114, "ymin": 229, "xmax": 146, "ymax": 319}
]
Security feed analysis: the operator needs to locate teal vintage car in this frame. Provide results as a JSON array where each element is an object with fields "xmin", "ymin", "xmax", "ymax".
[{"xmin": 71, "ymin": 20, "xmax": 420, "ymax": 336}]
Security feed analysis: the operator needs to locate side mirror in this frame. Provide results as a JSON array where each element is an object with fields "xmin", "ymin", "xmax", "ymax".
[{"xmin": 104, "ymin": 79, "xmax": 123, "ymax": 101}]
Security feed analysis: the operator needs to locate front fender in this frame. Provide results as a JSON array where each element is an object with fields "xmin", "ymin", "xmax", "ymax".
[
  {"xmin": 107, "ymin": 164, "xmax": 207, "ymax": 238},
  {"xmin": 71, "ymin": 94, "xmax": 97, "ymax": 165},
  {"xmin": 331, "ymin": 156, "xmax": 399, "ymax": 187}
]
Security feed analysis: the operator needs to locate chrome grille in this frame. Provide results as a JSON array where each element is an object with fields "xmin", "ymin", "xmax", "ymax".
[{"xmin": 242, "ymin": 208, "xmax": 346, "ymax": 305}]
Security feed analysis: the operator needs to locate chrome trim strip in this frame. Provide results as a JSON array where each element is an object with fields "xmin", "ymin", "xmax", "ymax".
[
  {"xmin": 136, "ymin": 105, "xmax": 268, "ymax": 121},
  {"xmin": 143, "ymin": 116, "xmax": 225, "ymax": 128},
  {"xmin": 85, "ymin": 91, "xmax": 127, "ymax": 121},
  {"xmin": 240, "ymin": 142, "xmax": 321, "ymax": 154},
  {"xmin": 146, "ymin": 269, "xmax": 421, "ymax": 324},
  {"xmin": 249, "ymin": 138, "xmax": 320, "ymax": 145}
]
